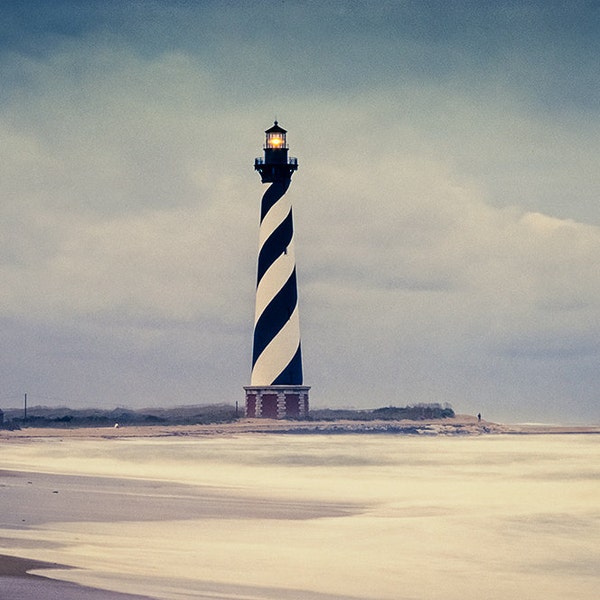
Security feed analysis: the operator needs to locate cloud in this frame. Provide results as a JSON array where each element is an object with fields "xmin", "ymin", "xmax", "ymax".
[
  {"xmin": 1, "ymin": 2, "xmax": 599, "ymax": 422},
  {"xmin": 290, "ymin": 106, "xmax": 600, "ymax": 419}
]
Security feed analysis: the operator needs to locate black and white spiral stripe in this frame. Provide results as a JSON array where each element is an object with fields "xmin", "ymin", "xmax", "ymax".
[{"xmin": 251, "ymin": 180, "xmax": 303, "ymax": 385}]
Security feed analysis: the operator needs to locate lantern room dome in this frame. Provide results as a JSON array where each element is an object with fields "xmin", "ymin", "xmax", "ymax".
[{"xmin": 265, "ymin": 121, "xmax": 287, "ymax": 134}]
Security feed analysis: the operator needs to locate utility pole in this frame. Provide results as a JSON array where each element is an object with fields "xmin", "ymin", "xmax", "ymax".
[{"xmin": 24, "ymin": 393, "xmax": 27, "ymax": 420}]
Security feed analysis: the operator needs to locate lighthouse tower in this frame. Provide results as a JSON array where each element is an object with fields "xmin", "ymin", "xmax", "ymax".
[{"xmin": 244, "ymin": 122, "xmax": 309, "ymax": 419}]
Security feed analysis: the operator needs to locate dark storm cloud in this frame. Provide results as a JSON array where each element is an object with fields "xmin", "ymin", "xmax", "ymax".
[{"xmin": 5, "ymin": 2, "xmax": 599, "ymax": 103}]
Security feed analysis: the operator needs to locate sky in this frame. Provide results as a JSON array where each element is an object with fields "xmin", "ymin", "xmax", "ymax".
[{"xmin": 1, "ymin": 0, "xmax": 599, "ymax": 423}]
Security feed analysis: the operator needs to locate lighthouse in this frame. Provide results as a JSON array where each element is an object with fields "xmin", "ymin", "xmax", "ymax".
[{"xmin": 244, "ymin": 122, "xmax": 310, "ymax": 419}]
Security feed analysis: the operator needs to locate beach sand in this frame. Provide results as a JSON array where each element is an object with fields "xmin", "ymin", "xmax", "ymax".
[
  {"xmin": 1, "ymin": 417, "xmax": 598, "ymax": 599},
  {"xmin": 0, "ymin": 436, "xmax": 360, "ymax": 600},
  {"xmin": 1, "ymin": 472, "xmax": 356, "ymax": 600}
]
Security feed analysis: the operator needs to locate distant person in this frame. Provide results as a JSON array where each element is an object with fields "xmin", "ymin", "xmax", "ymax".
[{"xmin": 477, "ymin": 413, "xmax": 481, "ymax": 422}]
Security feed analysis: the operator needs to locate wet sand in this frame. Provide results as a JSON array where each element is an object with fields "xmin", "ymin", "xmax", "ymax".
[
  {"xmin": 0, "ymin": 468, "xmax": 358, "ymax": 528},
  {"xmin": 0, "ymin": 554, "xmax": 156, "ymax": 599}
]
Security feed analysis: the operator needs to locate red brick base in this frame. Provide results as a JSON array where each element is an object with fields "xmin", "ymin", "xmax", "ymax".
[{"xmin": 243, "ymin": 386, "xmax": 310, "ymax": 419}]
